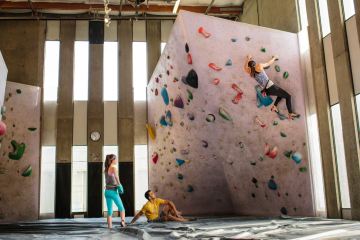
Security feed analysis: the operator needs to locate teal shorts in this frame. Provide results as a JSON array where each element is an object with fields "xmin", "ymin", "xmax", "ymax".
[{"xmin": 104, "ymin": 189, "xmax": 125, "ymax": 216}]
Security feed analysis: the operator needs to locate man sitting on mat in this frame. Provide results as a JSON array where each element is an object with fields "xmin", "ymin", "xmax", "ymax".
[{"xmin": 130, "ymin": 190, "xmax": 189, "ymax": 223}]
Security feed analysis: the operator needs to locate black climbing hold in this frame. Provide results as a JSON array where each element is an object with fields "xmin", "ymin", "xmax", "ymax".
[
  {"xmin": 251, "ymin": 193, "xmax": 256, "ymax": 198},
  {"xmin": 280, "ymin": 207, "xmax": 288, "ymax": 215},
  {"xmin": 202, "ymin": 140, "xmax": 208, "ymax": 148},
  {"xmin": 167, "ymin": 70, "xmax": 170, "ymax": 75},
  {"xmin": 184, "ymin": 69, "xmax": 198, "ymax": 89},
  {"xmin": 252, "ymin": 177, "xmax": 257, "ymax": 184},
  {"xmin": 16, "ymin": 89, "xmax": 22, "ymax": 94},
  {"xmin": 185, "ymin": 43, "xmax": 190, "ymax": 53},
  {"xmin": 177, "ymin": 173, "xmax": 184, "ymax": 180}
]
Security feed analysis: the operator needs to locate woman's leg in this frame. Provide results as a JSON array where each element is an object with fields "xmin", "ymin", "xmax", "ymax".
[
  {"xmin": 112, "ymin": 192, "xmax": 126, "ymax": 227},
  {"xmin": 266, "ymin": 85, "xmax": 293, "ymax": 113},
  {"xmin": 105, "ymin": 190, "xmax": 114, "ymax": 229}
]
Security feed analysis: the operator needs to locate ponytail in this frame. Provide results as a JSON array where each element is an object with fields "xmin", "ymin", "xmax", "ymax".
[{"xmin": 104, "ymin": 154, "xmax": 116, "ymax": 173}]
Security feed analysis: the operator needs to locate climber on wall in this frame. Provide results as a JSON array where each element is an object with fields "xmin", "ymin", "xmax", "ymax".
[{"xmin": 244, "ymin": 55, "xmax": 300, "ymax": 119}]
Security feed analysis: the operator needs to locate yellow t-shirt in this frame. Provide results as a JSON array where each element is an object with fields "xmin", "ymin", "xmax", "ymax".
[{"xmin": 140, "ymin": 198, "xmax": 167, "ymax": 220}]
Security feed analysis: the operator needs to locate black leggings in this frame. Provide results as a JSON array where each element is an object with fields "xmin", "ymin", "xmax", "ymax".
[{"xmin": 265, "ymin": 85, "xmax": 293, "ymax": 113}]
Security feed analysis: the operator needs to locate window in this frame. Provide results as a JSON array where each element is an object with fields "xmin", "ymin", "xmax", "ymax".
[
  {"xmin": 103, "ymin": 146, "xmax": 119, "ymax": 212},
  {"xmin": 318, "ymin": 0, "xmax": 331, "ymax": 37},
  {"xmin": 342, "ymin": 0, "xmax": 355, "ymax": 20},
  {"xmin": 134, "ymin": 145, "xmax": 148, "ymax": 211},
  {"xmin": 103, "ymin": 42, "xmax": 118, "ymax": 101},
  {"xmin": 74, "ymin": 41, "xmax": 89, "ymax": 101},
  {"xmin": 161, "ymin": 42, "xmax": 166, "ymax": 54},
  {"xmin": 40, "ymin": 146, "xmax": 56, "ymax": 215},
  {"xmin": 298, "ymin": 0, "xmax": 308, "ymax": 29},
  {"xmin": 71, "ymin": 146, "xmax": 88, "ymax": 212},
  {"xmin": 133, "ymin": 42, "xmax": 147, "ymax": 101},
  {"xmin": 43, "ymin": 41, "xmax": 60, "ymax": 101},
  {"xmin": 331, "ymin": 104, "xmax": 351, "ymax": 208}
]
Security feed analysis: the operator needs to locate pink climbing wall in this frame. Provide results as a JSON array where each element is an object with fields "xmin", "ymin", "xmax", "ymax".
[
  {"xmin": 0, "ymin": 82, "xmax": 41, "ymax": 222},
  {"xmin": 147, "ymin": 11, "xmax": 314, "ymax": 216}
]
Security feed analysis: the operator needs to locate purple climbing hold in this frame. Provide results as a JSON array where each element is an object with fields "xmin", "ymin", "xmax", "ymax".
[
  {"xmin": 174, "ymin": 95, "xmax": 184, "ymax": 109},
  {"xmin": 176, "ymin": 158, "xmax": 186, "ymax": 166}
]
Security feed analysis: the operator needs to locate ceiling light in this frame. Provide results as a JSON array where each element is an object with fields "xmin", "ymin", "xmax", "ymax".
[{"xmin": 172, "ymin": 0, "xmax": 181, "ymax": 14}]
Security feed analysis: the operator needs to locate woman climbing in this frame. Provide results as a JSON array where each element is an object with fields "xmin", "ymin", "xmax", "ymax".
[
  {"xmin": 104, "ymin": 154, "xmax": 126, "ymax": 228},
  {"xmin": 244, "ymin": 55, "xmax": 300, "ymax": 119}
]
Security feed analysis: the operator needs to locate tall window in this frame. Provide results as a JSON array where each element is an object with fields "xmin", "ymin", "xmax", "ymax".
[
  {"xmin": 342, "ymin": 0, "xmax": 355, "ymax": 20},
  {"xmin": 134, "ymin": 145, "xmax": 148, "ymax": 211},
  {"xmin": 74, "ymin": 41, "xmax": 89, "ymax": 101},
  {"xmin": 43, "ymin": 41, "xmax": 60, "ymax": 101},
  {"xmin": 103, "ymin": 146, "xmax": 119, "ymax": 212},
  {"xmin": 71, "ymin": 146, "xmax": 88, "ymax": 213},
  {"xmin": 161, "ymin": 42, "xmax": 166, "ymax": 54},
  {"xmin": 40, "ymin": 146, "xmax": 56, "ymax": 215},
  {"xmin": 298, "ymin": 0, "xmax": 308, "ymax": 29},
  {"xmin": 331, "ymin": 104, "xmax": 351, "ymax": 208},
  {"xmin": 133, "ymin": 42, "xmax": 147, "ymax": 101},
  {"xmin": 318, "ymin": 0, "xmax": 331, "ymax": 37},
  {"xmin": 103, "ymin": 42, "xmax": 118, "ymax": 101}
]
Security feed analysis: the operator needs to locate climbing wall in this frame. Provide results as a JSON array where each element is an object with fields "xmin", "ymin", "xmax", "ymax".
[
  {"xmin": 0, "ymin": 82, "xmax": 41, "ymax": 222},
  {"xmin": 147, "ymin": 11, "xmax": 314, "ymax": 216}
]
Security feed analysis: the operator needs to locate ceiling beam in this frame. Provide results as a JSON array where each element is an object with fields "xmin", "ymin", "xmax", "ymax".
[{"xmin": 0, "ymin": 1, "xmax": 242, "ymax": 15}]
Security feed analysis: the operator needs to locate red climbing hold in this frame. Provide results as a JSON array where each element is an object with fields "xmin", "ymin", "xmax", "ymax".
[
  {"xmin": 265, "ymin": 143, "xmax": 278, "ymax": 158},
  {"xmin": 208, "ymin": 63, "xmax": 222, "ymax": 71},
  {"xmin": 187, "ymin": 53, "xmax": 192, "ymax": 64},
  {"xmin": 213, "ymin": 78, "xmax": 220, "ymax": 85},
  {"xmin": 155, "ymin": 89, "xmax": 158, "ymax": 96},
  {"xmin": 152, "ymin": 152, "xmax": 159, "ymax": 164},
  {"xmin": 255, "ymin": 116, "xmax": 266, "ymax": 128},
  {"xmin": 231, "ymin": 83, "xmax": 243, "ymax": 94},
  {"xmin": 198, "ymin": 26, "xmax": 211, "ymax": 38},
  {"xmin": 232, "ymin": 92, "xmax": 243, "ymax": 104}
]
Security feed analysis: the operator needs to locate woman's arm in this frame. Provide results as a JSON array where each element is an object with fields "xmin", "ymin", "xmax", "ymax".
[
  {"xmin": 261, "ymin": 55, "xmax": 278, "ymax": 68},
  {"xmin": 243, "ymin": 55, "xmax": 252, "ymax": 74}
]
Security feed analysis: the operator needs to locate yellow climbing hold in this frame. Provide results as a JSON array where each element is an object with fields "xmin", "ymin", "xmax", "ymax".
[{"xmin": 146, "ymin": 124, "xmax": 156, "ymax": 140}]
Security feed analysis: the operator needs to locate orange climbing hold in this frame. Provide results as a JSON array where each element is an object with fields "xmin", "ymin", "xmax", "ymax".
[
  {"xmin": 187, "ymin": 53, "xmax": 192, "ymax": 64},
  {"xmin": 213, "ymin": 78, "xmax": 220, "ymax": 85},
  {"xmin": 208, "ymin": 63, "xmax": 222, "ymax": 71},
  {"xmin": 198, "ymin": 26, "xmax": 211, "ymax": 38}
]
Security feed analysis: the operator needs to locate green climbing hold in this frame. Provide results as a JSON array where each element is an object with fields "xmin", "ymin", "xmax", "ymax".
[
  {"xmin": 261, "ymin": 47, "xmax": 266, "ymax": 52},
  {"xmin": 16, "ymin": 89, "xmax": 22, "ymax": 94},
  {"xmin": 273, "ymin": 121, "xmax": 278, "ymax": 126},
  {"xmin": 8, "ymin": 140, "xmax": 26, "ymax": 160},
  {"xmin": 299, "ymin": 167, "xmax": 307, "ymax": 172},
  {"xmin": 28, "ymin": 127, "xmax": 37, "ymax": 131},
  {"xmin": 284, "ymin": 150, "xmax": 293, "ymax": 159},
  {"xmin": 177, "ymin": 173, "xmax": 184, "ymax": 180},
  {"xmin": 1, "ymin": 106, "xmax": 6, "ymax": 115},
  {"xmin": 219, "ymin": 107, "xmax": 232, "ymax": 121},
  {"xmin": 280, "ymin": 132, "xmax": 287, "ymax": 137},
  {"xmin": 275, "ymin": 65, "xmax": 281, "ymax": 72},
  {"xmin": 22, "ymin": 165, "xmax": 32, "ymax": 177},
  {"xmin": 283, "ymin": 71, "xmax": 289, "ymax": 79},
  {"xmin": 187, "ymin": 89, "xmax": 193, "ymax": 101}
]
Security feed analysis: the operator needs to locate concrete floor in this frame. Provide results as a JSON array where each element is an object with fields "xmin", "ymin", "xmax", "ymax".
[{"xmin": 1, "ymin": 216, "xmax": 360, "ymax": 239}]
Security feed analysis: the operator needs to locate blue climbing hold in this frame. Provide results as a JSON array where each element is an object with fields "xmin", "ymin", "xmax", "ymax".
[
  {"xmin": 176, "ymin": 158, "xmax": 186, "ymax": 166},
  {"xmin": 225, "ymin": 59, "xmax": 232, "ymax": 66},
  {"xmin": 161, "ymin": 87, "xmax": 169, "ymax": 105},
  {"xmin": 292, "ymin": 152, "xmax": 302, "ymax": 164},
  {"xmin": 165, "ymin": 110, "xmax": 173, "ymax": 126},
  {"xmin": 159, "ymin": 116, "xmax": 167, "ymax": 126},
  {"xmin": 255, "ymin": 85, "xmax": 273, "ymax": 107},
  {"xmin": 268, "ymin": 179, "xmax": 277, "ymax": 190}
]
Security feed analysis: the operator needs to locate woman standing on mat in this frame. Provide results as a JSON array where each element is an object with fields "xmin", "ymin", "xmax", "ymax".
[
  {"xmin": 104, "ymin": 154, "xmax": 126, "ymax": 228},
  {"xmin": 244, "ymin": 55, "xmax": 299, "ymax": 119}
]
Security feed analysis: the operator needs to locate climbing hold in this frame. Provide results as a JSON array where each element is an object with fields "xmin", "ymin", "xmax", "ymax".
[
  {"xmin": 213, "ymin": 78, "xmax": 220, "ymax": 85},
  {"xmin": 232, "ymin": 83, "xmax": 243, "ymax": 93},
  {"xmin": 231, "ymin": 38, "xmax": 237, "ymax": 42},
  {"xmin": 198, "ymin": 26, "xmax": 211, "ymax": 38},
  {"xmin": 187, "ymin": 113, "xmax": 195, "ymax": 121},
  {"xmin": 280, "ymin": 207, "xmax": 288, "ymax": 215},
  {"xmin": 174, "ymin": 95, "xmax": 184, "ymax": 109},
  {"xmin": 166, "ymin": 70, "xmax": 170, "ymax": 76},
  {"xmin": 245, "ymin": 36, "xmax": 251, "ymax": 41},
  {"xmin": 208, "ymin": 63, "xmax": 222, "ymax": 71},
  {"xmin": 255, "ymin": 85, "xmax": 273, "ymax": 107},
  {"xmin": 276, "ymin": 111, "xmax": 288, "ymax": 120},
  {"xmin": 280, "ymin": 132, "xmax": 287, "ymax": 137},
  {"xmin": 165, "ymin": 110, "xmax": 173, "ymax": 126},
  {"xmin": 251, "ymin": 193, "xmax": 256, "ymax": 198},
  {"xmin": 1, "ymin": 106, "xmax": 6, "ymax": 115},
  {"xmin": 185, "ymin": 43, "xmax": 190, "ymax": 53},
  {"xmin": 183, "ymin": 69, "xmax": 198, "ymax": 89},
  {"xmin": 292, "ymin": 152, "xmax": 302, "ymax": 164},
  {"xmin": 155, "ymin": 77, "xmax": 159, "ymax": 83},
  {"xmin": 180, "ymin": 121, "xmax": 184, "ymax": 127},
  {"xmin": 187, "ymin": 53, "xmax": 193, "ymax": 65},
  {"xmin": 225, "ymin": 59, "xmax": 232, "ymax": 66},
  {"xmin": 161, "ymin": 87, "xmax": 169, "ymax": 105},
  {"xmin": 275, "ymin": 65, "xmax": 281, "ymax": 72},
  {"xmin": 232, "ymin": 92, "xmax": 243, "ymax": 104},
  {"xmin": 0, "ymin": 121, "xmax": 6, "ymax": 136},
  {"xmin": 152, "ymin": 152, "xmax": 159, "ymax": 164},
  {"xmin": 177, "ymin": 173, "xmax": 184, "ymax": 180},
  {"xmin": 265, "ymin": 143, "xmax": 278, "ymax": 159},
  {"xmin": 273, "ymin": 121, "xmax": 278, "ymax": 126},
  {"xmin": 176, "ymin": 158, "xmax": 186, "ymax": 166},
  {"xmin": 22, "ymin": 165, "xmax": 32, "ymax": 177},
  {"xmin": 146, "ymin": 124, "xmax": 156, "ymax": 140},
  {"xmin": 202, "ymin": 140, "xmax": 208, "ymax": 148},
  {"xmin": 16, "ymin": 89, "xmax": 22, "ymax": 94},
  {"xmin": 180, "ymin": 149, "xmax": 189, "ymax": 155},
  {"xmin": 268, "ymin": 179, "xmax": 277, "ymax": 190},
  {"xmin": 186, "ymin": 90, "xmax": 193, "ymax": 102},
  {"xmin": 250, "ymin": 161, "xmax": 256, "ymax": 166},
  {"xmin": 251, "ymin": 177, "xmax": 258, "ymax": 188},
  {"xmin": 219, "ymin": 107, "xmax": 232, "ymax": 121},
  {"xmin": 299, "ymin": 166, "xmax": 307, "ymax": 172},
  {"xmin": 155, "ymin": 89, "xmax": 159, "ymax": 96},
  {"xmin": 284, "ymin": 150, "xmax": 293, "ymax": 158},
  {"xmin": 187, "ymin": 185, "xmax": 194, "ymax": 192},
  {"xmin": 8, "ymin": 140, "xmax": 26, "ymax": 160},
  {"xmin": 173, "ymin": 77, "xmax": 179, "ymax": 83},
  {"xmin": 283, "ymin": 71, "xmax": 289, "ymax": 79},
  {"xmin": 255, "ymin": 116, "xmax": 266, "ymax": 128},
  {"xmin": 160, "ymin": 116, "xmax": 167, "ymax": 126},
  {"xmin": 261, "ymin": 47, "xmax": 266, "ymax": 52},
  {"xmin": 206, "ymin": 114, "xmax": 215, "ymax": 122},
  {"xmin": 167, "ymin": 56, "xmax": 170, "ymax": 59}
]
